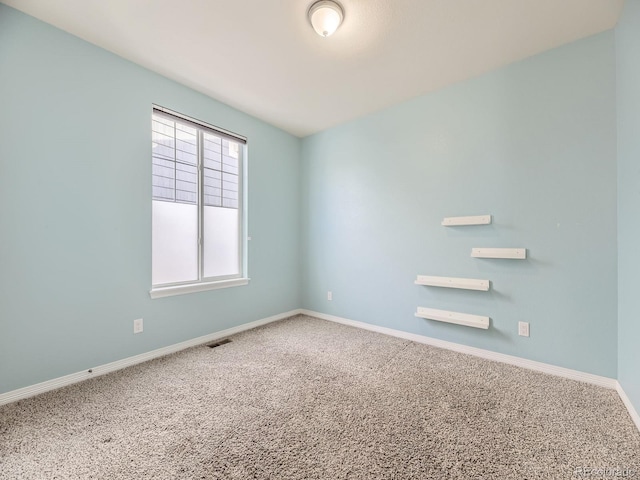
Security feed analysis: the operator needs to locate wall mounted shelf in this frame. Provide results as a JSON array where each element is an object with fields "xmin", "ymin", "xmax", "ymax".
[
  {"xmin": 415, "ymin": 307, "xmax": 490, "ymax": 329},
  {"xmin": 415, "ymin": 275, "xmax": 490, "ymax": 292},
  {"xmin": 441, "ymin": 215, "xmax": 491, "ymax": 226},
  {"xmin": 471, "ymin": 248, "xmax": 526, "ymax": 259}
]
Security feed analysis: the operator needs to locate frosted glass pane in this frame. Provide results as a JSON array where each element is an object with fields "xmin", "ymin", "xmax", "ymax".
[
  {"xmin": 152, "ymin": 201, "xmax": 198, "ymax": 285},
  {"xmin": 203, "ymin": 206, "xmax": 239, "ymax": 278}
]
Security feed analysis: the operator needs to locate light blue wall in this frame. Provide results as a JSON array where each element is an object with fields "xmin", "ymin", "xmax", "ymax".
[
  {"xmin": 616, "ymin": 0, "xmax": 640, "ymax": 416},
  {"xmin": 301, "ymin": 32, "xmax": 618, "ymax": 377},
  {"xmin": 0, "ymin": 5, "xmax": 301, "ymax": 394}
]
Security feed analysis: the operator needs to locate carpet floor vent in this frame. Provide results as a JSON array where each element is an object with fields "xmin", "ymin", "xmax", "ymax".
[{"xmin": 207, "ymin": 339, "xmax": 232, "ymax": 349}]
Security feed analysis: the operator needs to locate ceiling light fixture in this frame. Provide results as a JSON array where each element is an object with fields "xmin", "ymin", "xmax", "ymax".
[{"xmin": 308, "ymin": 0, "xmax": 344, "ymax": 38}]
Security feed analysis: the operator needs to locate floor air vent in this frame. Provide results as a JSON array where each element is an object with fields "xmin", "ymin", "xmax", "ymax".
[{"xmin": 207, "ymin": 339, "xmax": 232, "ymax": 349}]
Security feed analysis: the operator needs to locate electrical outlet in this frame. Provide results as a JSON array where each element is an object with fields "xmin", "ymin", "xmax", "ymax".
[
  {"xmin": 518, "ymin": 321, "xmax": 529, "ymax": 337},
  {"xmin": 134, "ymin": 318, "xmax": 143, "ymax": 334},
  {"xmin": 327, "ymin": 291, "xmax": 332, "ymax": 301}
]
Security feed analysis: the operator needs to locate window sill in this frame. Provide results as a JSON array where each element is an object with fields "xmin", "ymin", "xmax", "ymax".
[{"xmin": 150, "ymin": 278, "xmax": 250, "ymax": 299}]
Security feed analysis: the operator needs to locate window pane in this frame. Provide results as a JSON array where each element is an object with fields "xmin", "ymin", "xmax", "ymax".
[
  {"xmin": 176, "ymin": 162, "xmax": 197, "ymax": 204},
  {"xmin": 152, "ymin": 201, "xmax": 198, "ymax": 285},
  {"xmin": 152, "ymin": 114, "xmax": 177, "ymax": 202},
  {"xmin": 152, "ymin": 114, "xmax": 198, "ymax": 206},
  {"xmin": 203, "ymin": 205, "xmax": 239, "ymax": 278}
]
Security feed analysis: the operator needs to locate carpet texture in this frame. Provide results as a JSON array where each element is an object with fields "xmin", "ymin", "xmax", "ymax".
[{"xmin": 1, "ymin": 315, "xmax": 638, "ymax": 479}]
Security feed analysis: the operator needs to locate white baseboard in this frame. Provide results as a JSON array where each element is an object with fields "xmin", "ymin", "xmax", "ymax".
[
  {"xmin": 0, "ymin": 309, "xmax": 303, "ymax": 406},
  {"xmin": 300, "ymin": 309, "xmax": 618, "ymax": 390},
  {"xmin": 616, "ymin": 382, "xmax": 640, "ymax": 434}
]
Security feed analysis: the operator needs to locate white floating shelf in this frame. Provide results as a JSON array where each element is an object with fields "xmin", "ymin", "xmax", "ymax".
[
  {"xmin": 441, "ymin": 215, "xmax": 491, "ymax": 227},
  {"xmin": 415, "ymin": 275, "xmax": 490, "ymax": 292},
  {"xmin": 415, "ymin": 307, "xmax": 490, "ymax": 330},
  {"xmin": 471, "ymin": 248, "xmax": 526, "ymax": 259}
]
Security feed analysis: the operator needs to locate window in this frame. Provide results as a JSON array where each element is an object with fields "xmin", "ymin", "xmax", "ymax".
[{"xmin": 150, "ymin": 106, "xmax": 247, "ymax": 298}]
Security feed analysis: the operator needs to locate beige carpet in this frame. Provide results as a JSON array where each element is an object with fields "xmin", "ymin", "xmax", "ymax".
[{"xmin": 1, "ymin": 315, "xmax": 638, "ymax": 479}]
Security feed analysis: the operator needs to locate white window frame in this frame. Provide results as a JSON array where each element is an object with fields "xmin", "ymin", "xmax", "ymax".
[{"xmin": 150, "ymin": 105, "xmax": 249, "ymax": 299}]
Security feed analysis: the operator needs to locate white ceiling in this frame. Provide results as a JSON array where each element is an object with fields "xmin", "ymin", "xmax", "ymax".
[{"xmin": 2, "ymin": 0, "xmax": 624, "ymax": 137}]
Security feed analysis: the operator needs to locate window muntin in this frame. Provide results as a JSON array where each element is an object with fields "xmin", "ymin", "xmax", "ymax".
[{"xmin": 151, "ymin": 107, "xmax": 246, "ymax": 290}]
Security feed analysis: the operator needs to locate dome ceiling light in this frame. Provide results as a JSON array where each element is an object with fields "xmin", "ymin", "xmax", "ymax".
[{"xmin": 308, "ymin": 0, "xmax": 344, "ymax": 37}]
